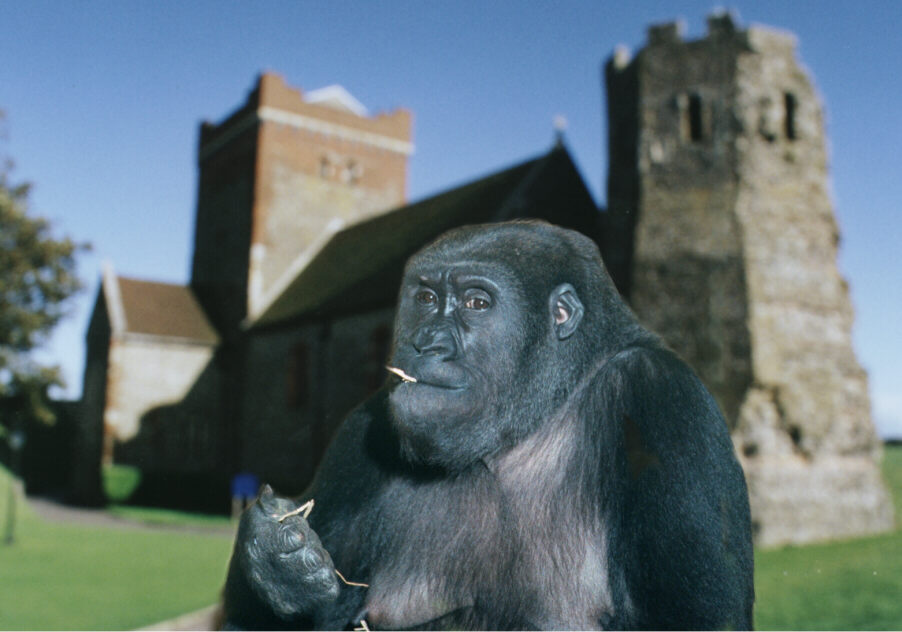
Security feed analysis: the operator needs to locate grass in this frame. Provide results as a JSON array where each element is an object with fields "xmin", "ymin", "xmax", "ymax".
[
  {"xmin": 0, "ymin": 465, "xmax": 234, "ymax": 630},
  {"xmin": 753, "ymin": 444, "xmax": 902, "ymax": 630},
  {"xmin": 1, "ymin": 447, "xmax": 901, "ymax": 629},
  {"xmin": 754, "ymin": 530, "xmax": 902, "ymax": 629},
  {"xmin": 881, "ymin": 443, "xmax": 902, "ymax": 522}
]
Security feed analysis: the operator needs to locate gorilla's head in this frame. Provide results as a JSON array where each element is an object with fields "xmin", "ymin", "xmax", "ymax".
[{"xmin": 386, "ymin": 220, "xmax": 641, "ymax": 470}]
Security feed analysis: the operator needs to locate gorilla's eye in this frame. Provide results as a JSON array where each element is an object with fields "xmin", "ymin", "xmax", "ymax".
[
  {"xmin": 416, "ymin": 290, "xmax": 438, "ymax": 306},
  {"xmin": 464, "ymin": 296, "xmax": 491, "ymax": 311}
]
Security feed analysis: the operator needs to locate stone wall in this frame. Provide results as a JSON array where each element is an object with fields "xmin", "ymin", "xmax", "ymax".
[
  {"xmin": 191, "ymin": 117, "xmax": 256, "ymax": 337},
  {"xmin": 70, "ymin": 292, "xmax": 112, "ymax": 505},
  {"xmin": 610, "ymin": 15, "xmax": 754, "ymax": 426},
  {"xmin": 104, "ymin": 337, "xmax": 217, "ymax": 443},
  {"xmin": 605, "ymin": 13, "xmax": 894, "ymax": 546},
  {"xmin": 191, "ymin": 72, "xmax": 412, "ymax": 331},
  {"xmin": 240, "ymin": 308, "xmax": 394, "ymax": 494},
  {"xmin": 730, "ymin": 26, "xmax": 893, "ymax": 545},
  {"xmin": 249, "ymin": 73, "xmax": 412, "ymax": 319}
]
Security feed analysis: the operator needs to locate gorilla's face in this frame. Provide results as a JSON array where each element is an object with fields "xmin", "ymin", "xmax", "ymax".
[
  {"xmin": 388, "ymin": 257, "xmax": 532, "ymax": 468},
  {"xmin": 387, "ymin": 225, "xmax": 587, "ymax": 470}
]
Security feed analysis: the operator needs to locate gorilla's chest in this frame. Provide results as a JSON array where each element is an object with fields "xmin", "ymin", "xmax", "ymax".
[{"xmin": 359, "ymin": 474, "xmax": 611, "ymax": 629}]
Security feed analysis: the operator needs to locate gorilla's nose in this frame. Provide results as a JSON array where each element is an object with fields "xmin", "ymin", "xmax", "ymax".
[{"xmin": 412, "ymin": 326, "xmax": 457, "ymax": 359}]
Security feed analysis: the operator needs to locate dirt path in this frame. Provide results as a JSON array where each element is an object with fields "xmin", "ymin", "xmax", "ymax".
[
  {"xmin": 137, "ymin": 604, "xmax": 222, "ymax": 631},
  {"xmin": 27, "ymin": 495, "xmax": 236, "ymax": 537}
]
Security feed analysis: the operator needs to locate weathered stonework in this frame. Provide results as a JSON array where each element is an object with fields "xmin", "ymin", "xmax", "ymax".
[
  {"xmin": 240, "ymin": 308, "xmax": 394, "ymax": 494},
  {"xmin": 604, "ymin": 13, "xmax": 894, "ymax": 546}
]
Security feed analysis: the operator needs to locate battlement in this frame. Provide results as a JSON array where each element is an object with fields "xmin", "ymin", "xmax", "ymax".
[
  {"xmin": 648, "ymin": 10, "xmax": 741, "ymax": 46},
  {"xmin": 610, "ymin": 12, "xmax": 744, "ymax": 73},
  {"xmin": 609, "ymin": 10, "xmax": 798, "ymax": 78}
]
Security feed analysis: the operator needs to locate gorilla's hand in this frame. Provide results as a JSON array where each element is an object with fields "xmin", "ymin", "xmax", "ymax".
[{"xmin": 232, "ymin": 485, "xmax": 340, "ymax": 620}]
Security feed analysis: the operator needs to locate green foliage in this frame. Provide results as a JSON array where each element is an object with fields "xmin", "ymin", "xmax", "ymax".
[
  {"xmin": 102, "ymin": 464, "xmax": 142, "ymax": 503},
  {"xmin": 0, "ymin": 114, "xmax": 89, "ymax": 415}
]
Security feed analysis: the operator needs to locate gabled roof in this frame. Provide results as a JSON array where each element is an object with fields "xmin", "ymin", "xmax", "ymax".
[
  {"xmin": 102, "ymin": 269, "xmax": 219, "ymax": 345},
  {"xmin": 250, "ymin": 143, "xmax": 599, "ymax": 328}
]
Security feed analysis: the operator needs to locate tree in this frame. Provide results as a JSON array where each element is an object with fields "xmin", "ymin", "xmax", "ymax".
[
  {"xmin": 1, "ymin": 113, "xmax": 89, "ymax": 539},
  {"xmin": 0, "ymin": 114, "xmax": 88, "ymax": 411}
]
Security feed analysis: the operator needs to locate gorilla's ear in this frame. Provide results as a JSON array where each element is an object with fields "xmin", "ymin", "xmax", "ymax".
[{"xmin": 550, "ymin": 283, "xmax": 584, "ymax": 340}]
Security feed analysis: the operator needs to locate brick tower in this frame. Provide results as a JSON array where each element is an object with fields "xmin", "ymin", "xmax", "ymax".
[
  {"xmin": 190, "ymin": 72, "xmax": 413, "ymax": 334},
  {"xmin": 604, "ymin": 13, "xmax": 893, "ymax": 546}
]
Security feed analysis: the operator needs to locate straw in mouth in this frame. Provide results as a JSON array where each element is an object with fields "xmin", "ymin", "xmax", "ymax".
[{"xmin": 386, "ymin": 366, "xmax": 417, "ymax": 383}]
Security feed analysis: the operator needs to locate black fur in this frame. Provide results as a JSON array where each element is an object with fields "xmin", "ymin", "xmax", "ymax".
[{"xmin": 222, "ymin": 221, "xmax": 754, "ymax": 630}]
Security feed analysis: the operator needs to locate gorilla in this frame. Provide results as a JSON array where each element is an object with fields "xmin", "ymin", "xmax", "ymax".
[{"xmin": 222, "ymin": 221, "xmax": 754, "ymax": 630}]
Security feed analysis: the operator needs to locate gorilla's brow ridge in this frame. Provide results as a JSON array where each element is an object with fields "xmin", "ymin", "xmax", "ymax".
[{"xmin": 408, "ymin": 259, "xmax": 521, "ymax": 287}]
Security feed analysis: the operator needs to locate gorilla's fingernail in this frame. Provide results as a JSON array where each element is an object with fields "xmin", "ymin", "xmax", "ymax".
[{"xmin": 386, "ymin": 366, "xmax": 417, "ymax": 382}]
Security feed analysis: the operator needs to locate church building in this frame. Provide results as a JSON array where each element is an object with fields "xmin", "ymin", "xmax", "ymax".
[
  {"xmin": 74, "ymin": 14, "xmax": 893, "ymax": 545},
  {"xmin": 76, "ymin": 72, "xmax": 600, "ymax": 507}
]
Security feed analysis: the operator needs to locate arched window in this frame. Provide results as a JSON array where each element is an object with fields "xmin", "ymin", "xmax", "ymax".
[
  {"xmin": 678, "ymin": 92, "xmax": 705, "ymax": 143},
  {"xmin": 319, "ymin": 156, "xmax": 331, "ymax": 178},
  {"xmin": 784, "ymin": 92, "xmax": 797, "ymax": 141},
  {"xmin": 687, "ymin": 93, "xmax": 704, "ymax": 142}
]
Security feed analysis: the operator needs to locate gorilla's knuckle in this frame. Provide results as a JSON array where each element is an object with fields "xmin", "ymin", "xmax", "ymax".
[
  {"xmin": 311, "ymin": 566, "xmax": 339, "ymax": 593},
  {"xmin": 277, "ymin": 524, "xmax": 306, "ymax": 551},
  {"xmin": 297, "ymin": 545, "xmax": 326, "ymax": 573}
]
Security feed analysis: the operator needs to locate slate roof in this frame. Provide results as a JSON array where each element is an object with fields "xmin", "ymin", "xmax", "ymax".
[
  {"xmin": 251, "ymin": 143, "xmax": 600, "ymax": 328},
  {"xmin": 115, "ymin": 277, "xmax": 219, "ymax": 344}
]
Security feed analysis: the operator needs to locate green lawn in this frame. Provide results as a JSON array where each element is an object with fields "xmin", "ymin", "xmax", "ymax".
[
  {"xmin": 754, "ymin": 445, "xmax": 902, "ymax": 630},
  {"xmin": 1, "ymin": 447, "xmax": 901, "ymax": 629},
  {"xmin": 0, "ymin": 467, "xmax": 234, "ymax": 630},
  {"xmin": 754, "ymin": 529, "xmax": 902, "ymax": 629}
]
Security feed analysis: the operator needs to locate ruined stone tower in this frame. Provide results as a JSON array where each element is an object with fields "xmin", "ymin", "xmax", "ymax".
[
  {"xmin": 190, "ymin": 72, "xmax": 413, "ymax": 334},
  {"xmin": 604, "ymin": 13, "xmax": 894, "ymax": 546}
]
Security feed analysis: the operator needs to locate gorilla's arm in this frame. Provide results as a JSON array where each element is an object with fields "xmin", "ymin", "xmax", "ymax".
[
  {"xmin": 596, "ymin": 346, "xmax": 754, "ymax": 631},
  {"xmin": 222, "ymin": 393, "xmax": 390, "ymax": 630}
]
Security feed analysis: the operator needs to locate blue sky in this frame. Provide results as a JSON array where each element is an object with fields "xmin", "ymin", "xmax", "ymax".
[{"xmin": 2, "ymin": 1, "xmax": 900, "ymax": 437}]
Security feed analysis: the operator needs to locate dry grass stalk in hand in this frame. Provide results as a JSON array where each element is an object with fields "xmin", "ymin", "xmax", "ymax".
[
  {"xmin": 277, "ymin": 499, "xmax": 314, "ymax": 522},
  {"xmin": 354, "ymin": 619, "xmax": 371, "ymax": 632},
  {"xmin": 335, "ymin": 568, "xmax": 369, "ymax": 588}
]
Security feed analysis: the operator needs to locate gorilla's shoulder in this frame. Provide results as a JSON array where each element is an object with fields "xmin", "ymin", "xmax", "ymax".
[
  {"xmin": 601, "ymin": 344, "xmax": 707, "ymax": 390},
  {"xmin": 591, "ymin": 344, "xmax": 730, "ymax": 442}
]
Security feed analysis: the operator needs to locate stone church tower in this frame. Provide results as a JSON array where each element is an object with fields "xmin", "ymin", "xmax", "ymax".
[
  {"xmin": 603, "ymin": 13, "xmax": 894, "ymax": 546},
  {"xmin": 190, "ymin": 72, "xmax": 413, "ymax": 335}
]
